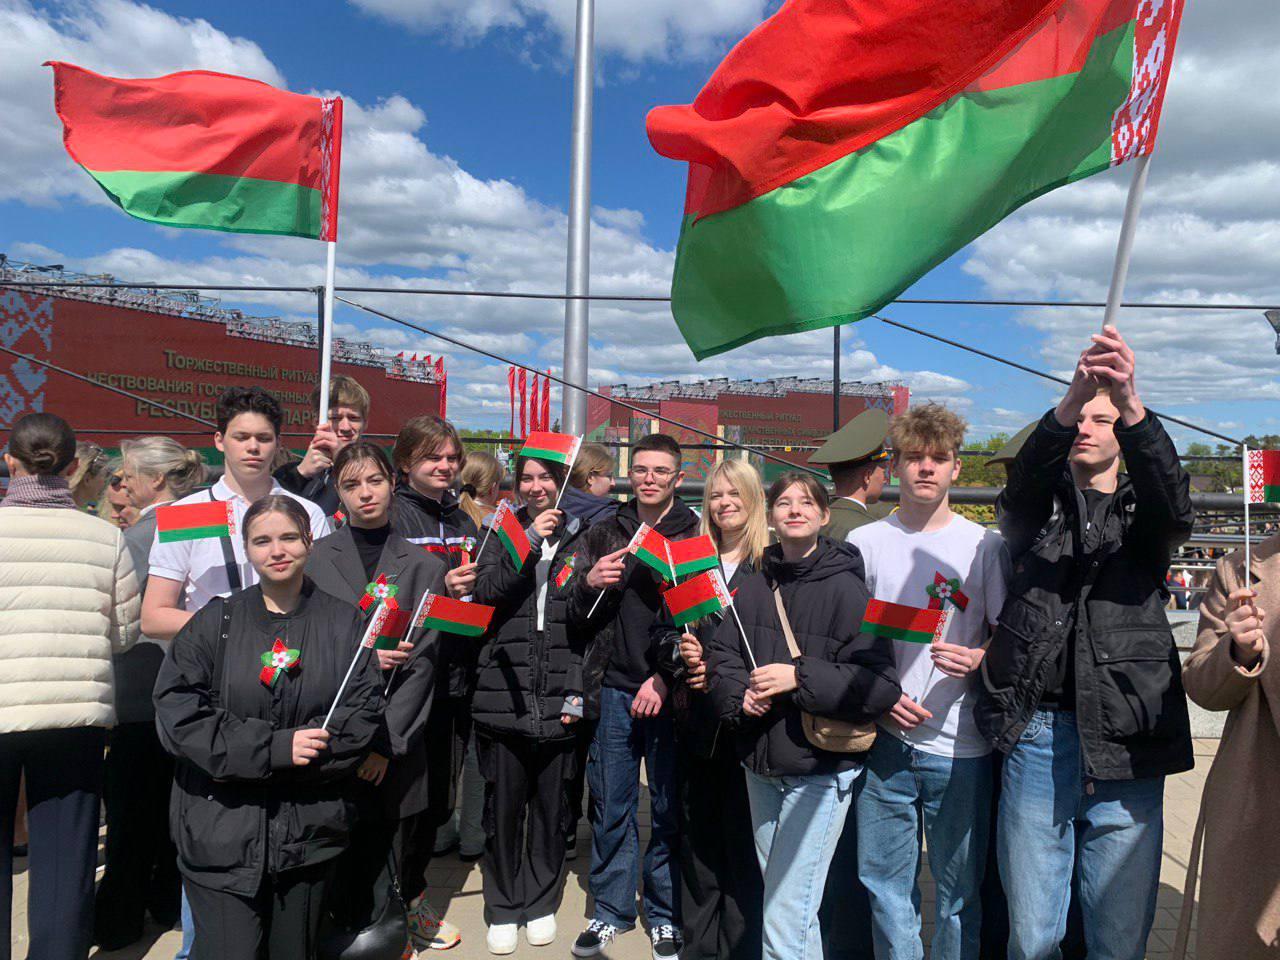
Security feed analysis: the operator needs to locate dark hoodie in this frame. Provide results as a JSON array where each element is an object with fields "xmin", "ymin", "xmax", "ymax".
[
  {"xmin": 567, "ymin": 496, "xmax": 701, "ymax": 696},
  {"xmin": 705, "ymin": 537, "xmax": 900, "ymax": 777},
  {"xmin": 558, "ymin": 484, "xmax": 619, "ymax": 528},
  {"xmin": 390, "ymin": 483, "xmax": 481, "ymax": 698}
]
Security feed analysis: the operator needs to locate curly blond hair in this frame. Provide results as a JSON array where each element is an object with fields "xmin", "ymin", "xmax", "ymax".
[{"xmin": 889, "ymin": 403, "xmax": 967, "ymax": 459}]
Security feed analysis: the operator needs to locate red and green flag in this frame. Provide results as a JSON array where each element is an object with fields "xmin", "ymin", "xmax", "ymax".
[
  {"xmin": 47, "ymin": 62, "xmax": 342, "ymax": 241},
  {"xmin": 627, "ymin": 523, "xmax": 675, "ymax": 582},
  {"xmin": 156, "ymin": 501, "xmax": 232, "ymax": 543},
  {"xmin": 1246, "ymin": 449, "xmax": 1280, "ymax": 505},
  {"xmin": 491, "ymin": 501, "xmax": 532, "ymax": 569},
  {"xmin": 664, "ymin": 569, "xmax": 733, "ymax": 628},
  {"xmin": 668, "ymin": 534, "xmax": 719, "ymax": 579},
  {"xmin": 862, "ymin": 600, "xmax": 948, "ymax": 645},
  {"xmin": 555, "ymin": 554, "xmax": 576, "ymax": 588},
  {"xmin": 360, "ymin": 602, "xmax": 412, "ymax": 651},
  {"xmin": 520, "ymin": 431, "xmax": 581, "ymax": 466},
  {"xmin": 646, "ymin": 0, "xmax": 1186, "ymax": 359},
  {"xmin": 413, "ymin": 594, "xmax": 494, "ymax": 638}
]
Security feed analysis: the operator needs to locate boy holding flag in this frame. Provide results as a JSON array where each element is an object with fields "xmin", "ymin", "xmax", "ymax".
[{"xmin": 846, "ymin": 404, "xmax": 1010, "ymax": 960}]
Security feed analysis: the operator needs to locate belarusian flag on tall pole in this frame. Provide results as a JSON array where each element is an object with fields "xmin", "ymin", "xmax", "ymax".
[
  {"xmin": 646, "ymin": 0, "xmax": 1186, "ymax": 359},
  {"xmin": 47, "ymin": 62, "xmax": 344, "ymax": 419}
]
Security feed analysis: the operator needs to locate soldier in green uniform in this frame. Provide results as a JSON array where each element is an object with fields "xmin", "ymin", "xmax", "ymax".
[{"xmin": 810, "ymin": 408, "xmax": 892, "ymax": 542}]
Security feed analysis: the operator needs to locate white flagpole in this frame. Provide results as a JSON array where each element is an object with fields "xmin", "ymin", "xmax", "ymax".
[
  {"xmin": 1100, "ymin": 153, "xmax": 1152, "ymax": 336},
  {"xmin": 919, "ymin": 609, "xmax": 954, "ymax": 706},
  {"xmin": 324, "ymin": 600, "xmax": 382, "ymax": 729},
  {"xmin": 1244, "ymin": 444, "xmax": 1252, "ymax": 581},
  {"xmin": 553, "ymin": 438, "xmax": 582, "ymax": 510},
  {"xmin": 729, "ymin": 603, "xmax": 758, "ymax": 672},
  {"xmin": 476, "ymin": 500, "xmax": 503, "ymax": 561},
  {"xmin": 324, "ymin": 639, "xmax": 366, "ymax": 730},
  {"xmin": 318, "ymin": 240, "xmax": 338, "ymax": 421}
]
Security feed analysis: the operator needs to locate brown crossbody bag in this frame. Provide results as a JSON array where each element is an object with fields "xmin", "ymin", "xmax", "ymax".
[{"xmin": 771, "ymin": 586, "xmax": 877, "ymax": 754}]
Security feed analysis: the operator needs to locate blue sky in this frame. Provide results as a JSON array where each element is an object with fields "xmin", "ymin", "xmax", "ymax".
[{"xmin": 2, "ymin": 0, "xmax": 1277, "ymax": 446}]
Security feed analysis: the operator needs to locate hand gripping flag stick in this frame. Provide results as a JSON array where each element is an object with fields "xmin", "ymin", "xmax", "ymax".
[
  {"xmin": 587, "ymin": 524, "xmax": 670, "ymax": 618},
  {"xmin": 383, "ymin": 589, "xmax": 437, "ymax": 697},
  {"xmin": 324, "ymin": 600, "xmax": 397, "ymax": 730}
]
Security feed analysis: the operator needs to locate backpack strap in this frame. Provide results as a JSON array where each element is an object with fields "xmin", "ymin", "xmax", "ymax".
[
  {"xmin": 210, "ymin": 598, "xmax": 232, "ymax": 707},
  {"xmin": 207, "ymin": 488, "xmax": 243, "ymax": 592},
  {"xmin": 771, "ymin": 586, "xmax": 803, "ymax": 662}
]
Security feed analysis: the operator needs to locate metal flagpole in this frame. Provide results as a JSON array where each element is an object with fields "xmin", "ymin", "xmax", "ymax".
[
  {"xmin": 561, "ymin": 0, "xmax": 595, "ymax": 434},
  {"xmin": 833, "ymin": 326, "xmax": 842, "ymax": 431},
  {"xmin": 319, "ymin": 240, "xmax": 338, "ymax": 421},
  {"xmin": 1100, "ymin": 154, "xmax": 1152, "ymax": 335}
]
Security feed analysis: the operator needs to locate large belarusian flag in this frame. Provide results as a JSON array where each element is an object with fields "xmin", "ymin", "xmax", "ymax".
[
  {"xmin": 647, "ymin": 0, "xmax": 1185, "ymax": 359},
  {"xmin": 47, "ymin": 62, "xmax": 342, "ymax": 241},
  {"xmin": 1246, "ymin": 450, "xmax": 1280, "ymax": 505}
]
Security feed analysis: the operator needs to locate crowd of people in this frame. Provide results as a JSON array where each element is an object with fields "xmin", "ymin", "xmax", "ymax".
[{"xmin": 0, "ymin": 325, "xmax": 1276, "ymax": 960}]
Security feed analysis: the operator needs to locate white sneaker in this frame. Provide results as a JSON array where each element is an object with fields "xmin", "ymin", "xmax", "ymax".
[
  {"xmin": 486, "ymin": 923, "xmax": 518, "ymax": 955},
  {"xmin": 526, "ymin": 913, "xmax": 556, "ymax": 946}
]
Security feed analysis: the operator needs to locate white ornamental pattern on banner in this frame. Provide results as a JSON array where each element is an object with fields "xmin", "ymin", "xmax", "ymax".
[
  {"xmin": 1247, "ymin": 449, "xmax": 1266, "ymax": 504},
  {"xmin": 1111, "ymin": 0, "xmax": 1183, "ymax": 164},
  {"xmin": 0, "ymin": 291, "xmax": 53, "ymax": 428}
]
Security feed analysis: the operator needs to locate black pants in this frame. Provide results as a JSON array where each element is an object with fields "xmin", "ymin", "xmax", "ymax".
[
  {"xmin": 94, "ymin": 721, "xmax": 182, "ymax": 946},
  {"xmin": 475, "ymin": 731, "xmax": 575, "ymax": 924},
  {"xmin": 186, "ymin": 863, "xmax": 329, "ymax": 960},
  {"xmin": 0, "ymin": 727, "xmax": 105, "ymax": 960},
  {"xmin": 565, "ymin": 719, "xmax": 594, "ymax": 840},
  {"xmin": 677, "ymin": 735, "xmax": 762, "ymax": 960},
  {"xmin": 331, "ymin": 785, "xmax": 431, "ymax": 923}
]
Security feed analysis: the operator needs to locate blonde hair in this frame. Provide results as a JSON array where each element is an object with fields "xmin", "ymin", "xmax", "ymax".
[
  {"xmin": 701, "ymin": 459, "xmax": 769, "ymax": 566},
  {"xmin": 458, "ymin": 451, "xmax": 504, "ymax": 528},
  {"xmin": 121, "ymin": 436, "xmax": 207, "ymax": 499},
  {"xmin": 889, "ymin": 403, "xmax": 967, "ymax": 459},
  {"xmin": 68, "ymin": 441, "xmax": 109, "ymax": 503},
  {"xmin": 570, "ymin": 442, "xmax": 614, "ymax": 490}
]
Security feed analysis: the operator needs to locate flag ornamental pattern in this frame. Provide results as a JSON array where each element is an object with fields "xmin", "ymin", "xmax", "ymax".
[
  {"xmin": 668, "ymin": 534, "xmax": 719, "ymax": 579},
  {"xmin": 48, "ymin": 62, "xmax": 342, "ymax": 241},
  {"xmin": 926, "ymin": 572, "xmax": 970, "ymax": 612},
  {"xmin": 1247, "ymin": 449, "xmax": 1280, "ymax": 504},
  {"xmin": 371, "ymin": 606, "xmax": 412, "ymax": 651},
  {"xmin": 414, "ymin": 594, "xmax": 494, "ymax": 637},
  {"xmin": 646, "ymin": 0, "xmax": 1186, "ymax": 359},
  {"xmin": 492, "ymin": 501, "xmax": 533, "ymax": 568},
  {"xmin": 862, "ymin": 600, "xmax": 948, "ymax": 645},
  {"xmin": 259, "ymin": 638, "xmax": 301, "ymax": 688},
  {"xmin": 520, "ymin": 431, "xmax": 581, "ymax": 466},
  {"xmin": 664, "ymin": 569, "xmax": 733, "ymax": 627},
  {"xmin": 627, "ymin": 523, "xmax": 674, "ymax": 581},
  {"xmin": 156, "ymin": 500, "xmax": 232, "ymax": 543},
  {"xmin": 555, "ymin": 554, "xmax": 576, "ymax": 588}
]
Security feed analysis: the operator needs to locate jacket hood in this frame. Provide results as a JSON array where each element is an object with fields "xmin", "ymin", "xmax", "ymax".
[
  {"xmin": 394, "ymin": 483, "xmax": 463, "ymax": 520},
  {"xmin": 615, "ymin": 496, "xmax": 700, "ymax": 540},
  {"xmin": 558, "ymin": 484, "xmax": 618, "ymax": 525},
  {"xmin": 764, "ymin": 536, "xmax": 865, "ymax": 585}
]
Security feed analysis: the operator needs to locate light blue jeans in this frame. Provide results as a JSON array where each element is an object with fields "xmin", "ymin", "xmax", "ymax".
[
  {"xmin": 175, "ymin": 888, "xmax": 193, "ymax": 959},
  {"xmin": 998, "ymin": 710, "xmax": 1165, "ymax": 960},
  {"xmin": 855, "ymin": 734, "xmax": 992, "ymax": 960},
  {"xmin": 745, "ymin": 766, "xmax": 859, "ymax": 960}
]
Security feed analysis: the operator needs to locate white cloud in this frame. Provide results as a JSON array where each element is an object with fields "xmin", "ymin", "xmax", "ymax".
[{"xmin": 348, "ymin": 0, "xmax": 771, "ymax": 65}]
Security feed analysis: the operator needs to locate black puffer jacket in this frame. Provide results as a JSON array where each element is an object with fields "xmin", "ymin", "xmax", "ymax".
[
  {"xmin": 705, "ymin": 538, "xmax": 900, "ymax": 777},
  {"xmin": 976, "ymin": 410, "xmax": 1195, "ymax": 781},
  {"xmin": 390, "ymin": 485, "xmax": 481, "ymax": 698},
  {"xmin": 566, "ymin": 497, "xmax": 701, "ymax": 702},
  {"xmin": 471, "ymin": 507, "xmax": 587, "ymax": 740},
  {"xmin": 153, "ymin": 581, "xmax": 382, "ymax": 895}
]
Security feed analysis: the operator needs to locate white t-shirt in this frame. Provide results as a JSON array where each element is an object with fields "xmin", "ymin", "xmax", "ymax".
[
  {"xmin": 849, "ymin": 512, "xmax": 1010, "ymax": 758},
  {"xmin": 149, "ymin": 477, "xmax": 331, "ymax": 612}
]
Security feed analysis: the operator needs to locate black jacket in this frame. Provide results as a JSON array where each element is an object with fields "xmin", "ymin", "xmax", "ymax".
[
  {"xmin": 390, "ymin": 485, "xmax": 481, "ymax": 698},
  {"xmin": 976, "ymin": 410, "xmax": 1195, "ymax": 781},
  {"xmin": 471, "ymin": 507, "xmax": 587, "ymax": 740},
  {"xmin": 653, "ymin": 559, "xmax": 756, "ymax": 759},
  {"xmin": 705, "ymin": 538, "xmax": 900, "ymax": 777},
  {"xmin": 306, "ymin": 526, "xmax": 447, "ymax": 818},
  {"xmin": 153, "ymin": 581, "xmax": 382, "ymax": 895},
  {"xmin": 558, "ymin": 484, "xmax": 619, "ymax": 528},
  {"xmin": 274, "ymin": 461, "xmax": 340, "ymax": 517},
  {"xmin": 566, "ymin": 497, "xmax": 701, "ymax": 698}
]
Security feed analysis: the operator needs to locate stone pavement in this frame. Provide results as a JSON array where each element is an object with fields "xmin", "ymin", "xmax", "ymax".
[{"xmin": 11, "ymin": 740, "xmax": 1213, "ymax": 960}]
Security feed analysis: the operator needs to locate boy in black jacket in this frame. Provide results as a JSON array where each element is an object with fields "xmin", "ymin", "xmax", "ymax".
[{"xmin": 568, "ymin": 434, "xmax": 699, "ymax": 959}]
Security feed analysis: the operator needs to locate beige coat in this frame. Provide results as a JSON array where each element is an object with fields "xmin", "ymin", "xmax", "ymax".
[
  {"xmin": 1175, "ymin": 533, "xmax": 1280, "ymax": 959},
  {"xmin": 0, "ymin": 506, "xmax": 140, "ymax": 733}
]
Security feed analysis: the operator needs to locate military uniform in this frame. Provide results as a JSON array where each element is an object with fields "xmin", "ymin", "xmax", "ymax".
[
  {"xmin": 808, "ymin": 409, "xmax": 891, "ymax": 543},
  {"xmin": 823, "ymin": 496, "xmax": 890, "ymax": 542}
]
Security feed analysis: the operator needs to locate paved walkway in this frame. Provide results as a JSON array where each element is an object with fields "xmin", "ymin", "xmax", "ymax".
[{"xmin": 11, "ymin": 740, "xmax": 1213, "ymax": 959}]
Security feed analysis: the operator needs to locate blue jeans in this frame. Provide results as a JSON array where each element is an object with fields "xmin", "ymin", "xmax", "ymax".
[
  {"xmin": 998, "ymin": 710, "xmax": 1164, "ymax": 960},
  {"xmin": 745, "ymin": 767, "xmax": 858, "ymax": 960},
  {"xmin": 855, "ymin": 734, "xmax": 993, "ymax": 960},
  {"xmin": 175, "ymin": 888, "xmax": 193, "ymax": 959},
  {"xmin": 586, "ymin": 685, "xmax": 680, "ymax": 929}
]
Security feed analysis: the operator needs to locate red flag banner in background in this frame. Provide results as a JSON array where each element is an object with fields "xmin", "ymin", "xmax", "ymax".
[
  {"xmin": 529, "ymin": 374, "xmax": 541, "ymax": 433},
  {"xmin": 440, "ymin": 369, "xmax": 448, "ymax": 419},
  {"xmin": 48, "ymin": 62, "xmax": 342, "ymax": 241},
  {"xmin": 518, "ymin": 368, "xmax": 528, "ymax": 436},
  {"xmin": 507, "ymin": 366, "xmax": 517, "ymax": 435},
  {"xmin": 541, "ymin": 371, "xmax": 552, "ymax": 431}
]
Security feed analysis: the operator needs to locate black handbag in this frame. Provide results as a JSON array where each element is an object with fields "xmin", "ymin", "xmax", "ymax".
[{"xmin": 317, "ymin": 851, "xmax": 408, "ymax": 960}]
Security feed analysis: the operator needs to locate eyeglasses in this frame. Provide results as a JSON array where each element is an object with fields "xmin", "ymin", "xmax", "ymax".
[{"xmin": 629, "ymin": 466, "xmax": 677, "ymax": 480}]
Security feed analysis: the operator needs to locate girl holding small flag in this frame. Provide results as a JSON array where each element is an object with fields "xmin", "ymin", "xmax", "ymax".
[
  {"xmin": 471, "ymin": 450, "xmax": 587, "ymax": 954},
  {"xmin": 154, "ymin": 496, "xmax": 382, "ymax": 960},
  {"xmin": 651, "ymin": 458, "xmax": 768, "ymax": 960},
  {"xmin": 306, "ymin": 442, "xmax": 450, "ymax": 948},
  {"xmin": 704, "ymin": 473, "xmax": 899, "ymax": 960}
]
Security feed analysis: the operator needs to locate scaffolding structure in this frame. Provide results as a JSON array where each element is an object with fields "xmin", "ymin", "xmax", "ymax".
[{"xmin": 608, "ymin": 375, "xmax": 903, "ymax": 401}]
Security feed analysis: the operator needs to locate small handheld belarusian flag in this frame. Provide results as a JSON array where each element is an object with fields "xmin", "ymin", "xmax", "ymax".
[
  {"xmin": 357, "ymin": 601, "xmax": 408, "ymax": 651},
  {"xmin": 414, "ymin": 594, "xmax": 494, "ymax": 637},
  {"xmin": 47, "ymin": 62, "xmax": 342, "ymax": 241},
  {"xmin": 664, "ymin": 569, "xmax": 733, "ymax": 627},
  {"xmin": 156, "ymin": 501, "xmax": 232, "ymax": 543},
  {"xmin": 554, "ymin": 554, "xmax": 576, "ymax": 588},
  {"xmin": 862, "ymin": 600, "xmax": 948, "ymax": 645},
  {"xmin": 1246, "ymin": 449, "xmax": 1280, "ymax": 504},
  {"xmin": 520, "ymin": 431, "xmax": 581, "ymax": 466},
  {"xmin": 668, "ymin": 535, "xmax": 719, "ymax": 579},
  {"xmin": 491, "ymin": 500, "xmax": 533, "ymax": 568},
  {"xmin": 627, "ymin": 523, "xmax": 674, "ymax": 581}
]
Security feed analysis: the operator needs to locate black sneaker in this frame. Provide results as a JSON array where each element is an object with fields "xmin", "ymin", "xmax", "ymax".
[
  {"xmin": 650, "ymin": 924, "xmax": 682, "ymax": 960},
  {"xmin": 564, "ymin": 833, "xmax": 578, "ymax": 861},
  {"xmin": 571, "ymin": 920, "xmax": 621, "ymax": 957}
]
